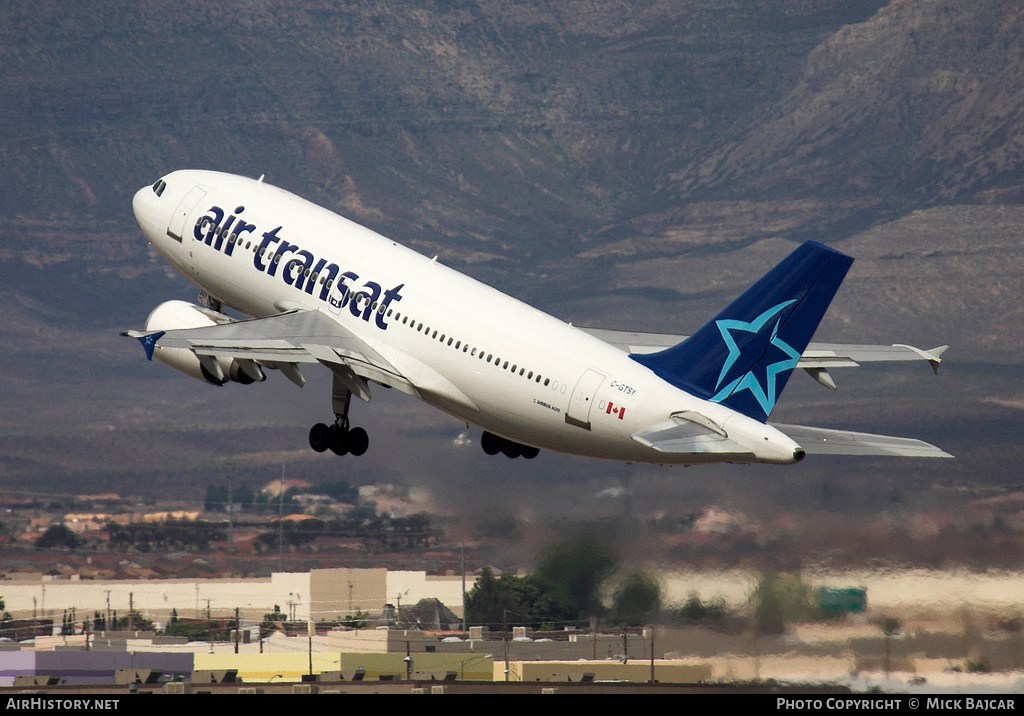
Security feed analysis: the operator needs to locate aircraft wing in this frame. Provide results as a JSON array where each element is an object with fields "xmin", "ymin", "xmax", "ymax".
[
  {"xmin": 771, "ymin": 423, "xmax": 953, "ymax": 458},
  {"xmin": 580, "ymin": 327, "xmax": 947, "ymax": 390},
  {"xmin": 124, "ymin": 309, "xmax": 412, "ymax": 402}
]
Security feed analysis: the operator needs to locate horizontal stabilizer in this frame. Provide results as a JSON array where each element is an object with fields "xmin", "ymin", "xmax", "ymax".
[
  {"xmin": 772, "ymin": 423, "xmax": 953, "ymax": 458},
  {"xmin": 581, "ymin": 332, "xmax": 948, "ymax": 376}
]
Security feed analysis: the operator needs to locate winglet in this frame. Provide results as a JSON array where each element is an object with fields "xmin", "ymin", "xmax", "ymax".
[
  {"xmin": 122, "ymin": 330, "xmax": 165, "ymax": 361},
  {"xmin": 894, "ymin": 344, "xmax": 948, "ymax": 374}
]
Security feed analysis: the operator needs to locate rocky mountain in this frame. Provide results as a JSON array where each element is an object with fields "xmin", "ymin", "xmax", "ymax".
[{"xmin": 0, "ymin": 1, "xmax": 1021, "ymax": 543}]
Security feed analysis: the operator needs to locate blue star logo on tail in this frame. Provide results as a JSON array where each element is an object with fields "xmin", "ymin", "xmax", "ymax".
[{"xmin": 710, "ymin": 300, "xmax": 800, "ymax": 417}]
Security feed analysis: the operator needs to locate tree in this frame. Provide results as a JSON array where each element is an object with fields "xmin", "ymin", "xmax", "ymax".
[
  {"xmin": 261, "ymin": 605, "xmax": 288, "ymax": 632},
  {"xmin": 465, "ymin": 567, "xmax": 523, "ymax": 628},
  {"xmin": 341, "ymin": 611, "xmax": 369, "ymax": 629},
  {"xmin": 880, "ymin": 616, "xmax": 902, "ymax": 677},
  {"xmin": 36, "ymin": 523, "xmax": 79, "ymax": 549},
  {"xmin": 749, "ymin": 571, "xmax": 821, "ymax": 636},
  {"xmin": 320, "ymin": 480, "xmax": 359, "ymax": 504},
  {"xmin": 204, "ymin": 484, "xmax": 228, "ymax": 512},
  {"xmin": 534, "ymin": 537, "xmax": 618, "ymax": 624},
  {"xmin": 610, "ymin": 571, "xmax": 662, "ymax": 626}
]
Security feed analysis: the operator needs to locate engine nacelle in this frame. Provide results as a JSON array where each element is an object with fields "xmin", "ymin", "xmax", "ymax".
[{"xmin": 144, "ymin": 300, "xmax": 265, "ymax": 386}]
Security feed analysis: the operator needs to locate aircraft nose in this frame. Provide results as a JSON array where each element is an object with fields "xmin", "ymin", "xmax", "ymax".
[{"xmin": 132, "ymin": 182, "xmax": 164, "ymax": 239}]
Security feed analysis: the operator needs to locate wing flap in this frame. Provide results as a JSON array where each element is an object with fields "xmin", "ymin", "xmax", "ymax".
[{"xmin": 772, "ymin": 423, "xmax": 953, "ymax": 458}]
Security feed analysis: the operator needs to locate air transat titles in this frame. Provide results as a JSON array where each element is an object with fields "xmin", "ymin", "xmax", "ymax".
[{"xmin": 193, "ymin": 204, "xmax": 404, "ymax": 330}]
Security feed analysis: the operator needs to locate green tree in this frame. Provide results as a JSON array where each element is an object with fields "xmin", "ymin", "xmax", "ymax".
[
  {"xmin": 261, "ymin": 605, "xmax": 288, "ymax": 632},
  {"xmin": 0, "ymin": 599, "xmax": 13, "ymax": 640},
  {"xmin": 534, "ymin": 537, "xmax": 618, "ymax": 624},
  {"xmin": 36, "ymin": 523, "xmax": 79, "ymax": 549},
  {"xmin": 341, "ymin": 611, "xmax": 370, "ymax": 629},
  {"xmin": 749, "ymin": 571, "xmax": 822, "ymax": 635},
  {"xmin": 880, "ymin": 616, "xmax": 902, "ymax": 677},
  {"xmin": 163, "ymin": 619, "xmax": 225, "ymax": 641},
  {"xmin": 113, "ymin": 610, "xmax": 153, "ymax": 632},
  {"xmin": 611, "ymin": 571, "xmax": 662, "ymax": 626},
  {"xmin": 204, "ymin": 485, "xmax": 228, "ymax": 512},
  {"xmin": 320, "ymin": 480, "xmax": 359, "ymax": 504},
  {"xmin": 465, "ymin": 567, "xmax": 524, "ymax": 628}
]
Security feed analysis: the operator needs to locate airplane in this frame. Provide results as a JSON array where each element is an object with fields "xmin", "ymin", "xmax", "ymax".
[{"xmin": 125, "ymin": 170, "xmax": 952, "ymax": 466}]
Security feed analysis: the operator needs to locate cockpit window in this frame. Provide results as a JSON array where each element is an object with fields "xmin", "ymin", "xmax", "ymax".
[{"xmin": 152, "ymin": 179, "xmax": 167, "ymax": 197}]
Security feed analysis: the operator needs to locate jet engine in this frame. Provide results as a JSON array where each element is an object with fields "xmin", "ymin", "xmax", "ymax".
[{"xmin": 143, "ymin": 300, "xmax": 265, "ymax": 385}]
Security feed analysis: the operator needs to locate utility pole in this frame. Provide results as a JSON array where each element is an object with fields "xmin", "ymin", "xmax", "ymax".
[
  {"xmin": 278, "ymin": 464, "xmax": 285, "ymax": 571},
  {"xmin": 503, "ymin": 609, "xmax": 509, "ymax": 682},
  {"xmin": 647, "ymin": 626, "xmax": 655, "ymax": 682},
  {"xmin": 308, "ymin": 620, "xmax": 314, "ymax": 680},
  {"xmin": 461, "ymin": 544, "xmax": 466, "ymax": 635},
  {"xmin": 227, "ymin": 473, "xmax": 233, "ymax": 555}
]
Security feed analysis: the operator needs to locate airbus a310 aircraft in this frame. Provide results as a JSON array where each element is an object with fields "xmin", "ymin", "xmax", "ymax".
[{"xmin": 126, "ymin": 170, "xmax": 951, "ymax": 465}]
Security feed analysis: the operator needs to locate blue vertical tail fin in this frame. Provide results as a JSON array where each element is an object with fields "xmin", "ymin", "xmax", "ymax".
[{"xmin": 630, "ymin": 241, "xmax": 854, "ymax": 422}]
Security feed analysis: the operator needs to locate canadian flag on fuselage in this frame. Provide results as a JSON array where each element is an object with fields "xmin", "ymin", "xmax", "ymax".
[{"xmin": 606, "ymin": 402, "xmax": 626, "ymax": 420}]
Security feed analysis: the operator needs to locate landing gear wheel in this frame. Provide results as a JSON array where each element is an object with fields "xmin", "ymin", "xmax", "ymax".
[
  {"xmin": 500, "ymin": 440, "xmax": 522, "ymax": 459},
  {"xmin": 481, "ymin": 432, "xmax": 502, "ymax": 455},
  {"xmin": 521, "ymin": 446, "xmax": 540, "ymax": 459},
  {"xmin": 309, "ymin": 423, "xmax": 332, "ymax": 453},
  {"xmin": 329, "ymin": 425, "xmax": 350, "ymax": 456},
  {"xmin": 348, "ymin": 427, "xmax": 369, "ymax": 456}
]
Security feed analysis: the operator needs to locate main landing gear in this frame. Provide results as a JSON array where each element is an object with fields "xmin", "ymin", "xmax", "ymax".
[
  {"xmin": 481, "ymin": 431, "xmax": 540, "ymax": 459},
  {"xmin": 309, "ymin": 390, "xmax": 369, "ymax": 457}
]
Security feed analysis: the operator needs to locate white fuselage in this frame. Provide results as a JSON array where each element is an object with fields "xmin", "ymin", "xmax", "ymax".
[{"xmin": 132, "ymin": 170, "xmax": 801, "ymax": 466}]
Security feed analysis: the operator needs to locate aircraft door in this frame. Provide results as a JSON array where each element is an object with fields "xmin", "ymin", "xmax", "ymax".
[
  {"xmin": 565, "ymin": 369, "xmax": 605, "ymax": 431},
  {"xmin": 167, "ymin": 186, "xmax": 207, "ymax": 241}
]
